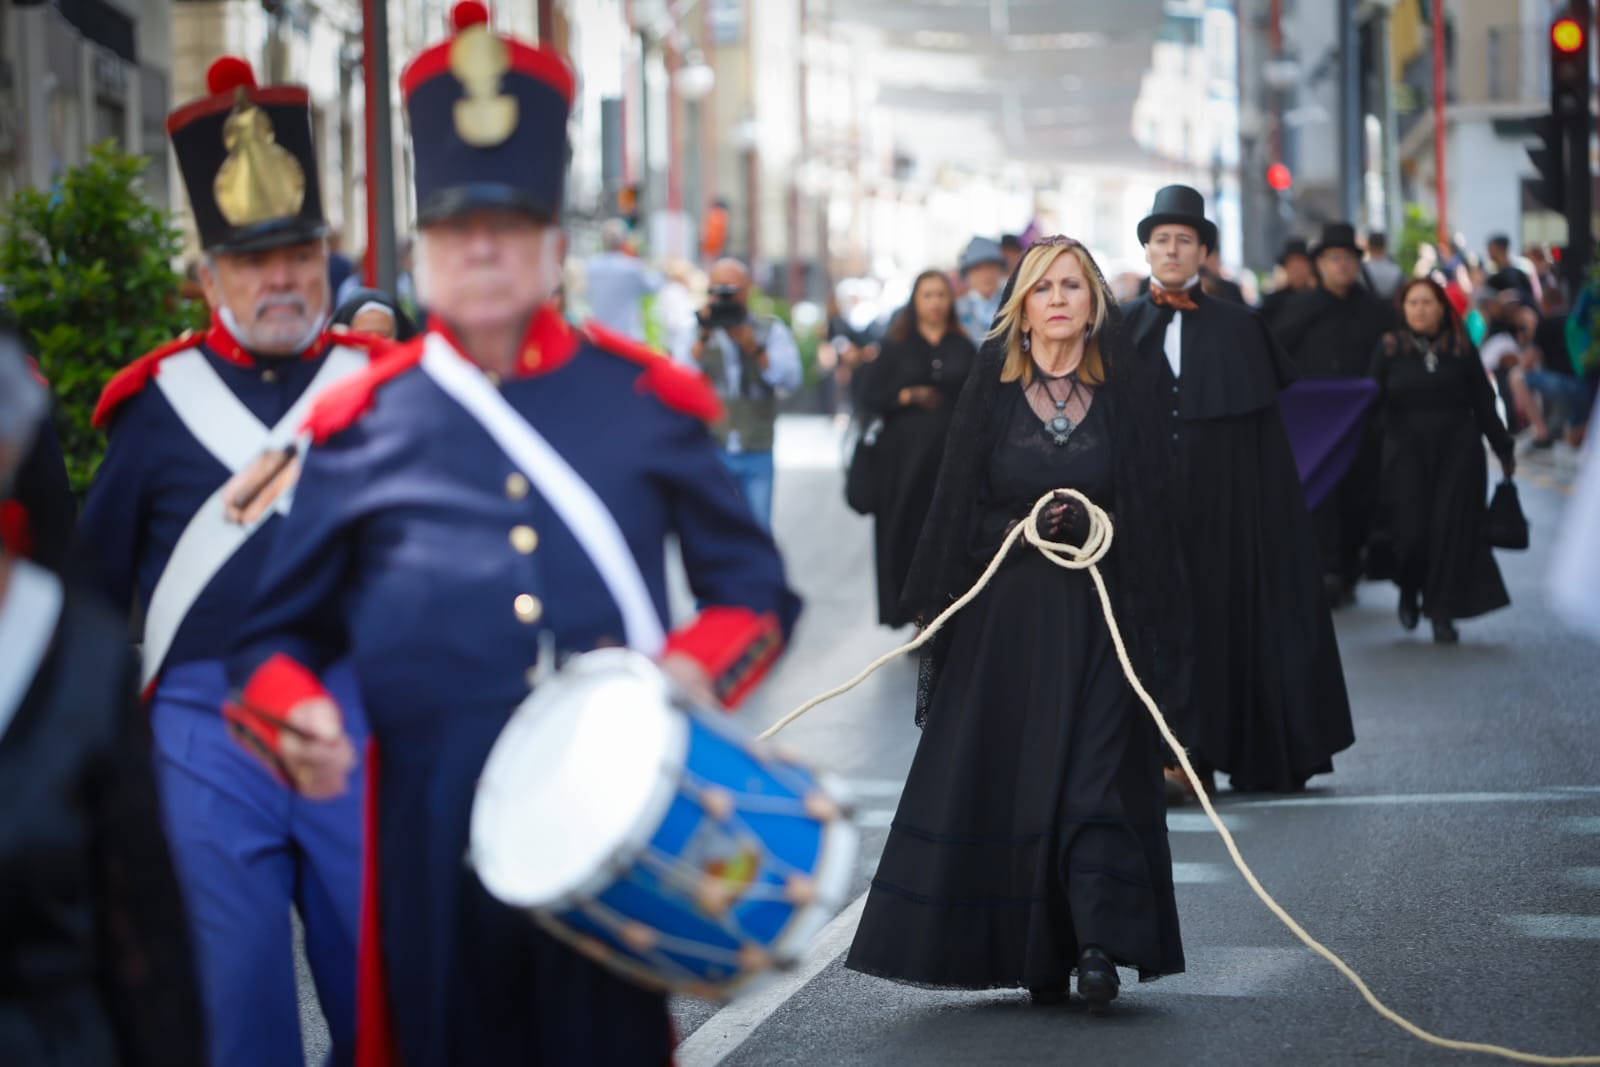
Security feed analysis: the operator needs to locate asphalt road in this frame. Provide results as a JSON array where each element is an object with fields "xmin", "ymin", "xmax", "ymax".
[
  {"xmin": 669, "ymin": 420, "xmax": 1600, "ymax": 1067},
  {"xmin": 298, "ymin": 418, "xmax": 1599, "ymax": 1066}
]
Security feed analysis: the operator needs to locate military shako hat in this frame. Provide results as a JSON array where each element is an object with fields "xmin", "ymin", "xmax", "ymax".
[
  {"xmin": 401, "ymin": 1, "xmax": 577, "ymax": 226},
  {"xmin": 1137, "ymin": 184, "xmax": 1218, "ymax": 251},
  {"xmin": 167, "ymin": 57, "xmax": 327, "ymax": 255}
]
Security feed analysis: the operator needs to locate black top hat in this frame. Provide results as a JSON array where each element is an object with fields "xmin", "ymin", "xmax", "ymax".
[
  {"xmin": 1277, "ymin": 237, "xmax": 1310, "ymax": 265},
  {"xmin": 401, "ymin": 1, "xmax": 576, "ymax": 226},
  {"xmin": 1137, "ymin": 185, "xmax": 1218, "ymax": 250},
  {"xmin": 167, "ymin": 57, "xmax": 327, "ymax": 255},
  {"xmin": 1310, "ymin": 222, "xmax": 1361, "ymax": 257}
]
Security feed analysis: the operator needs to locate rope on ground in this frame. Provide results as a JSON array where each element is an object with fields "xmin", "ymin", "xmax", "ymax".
[{"xmin": 759, "ymin": 488, "xmax": 1600, "ymax": 1066}]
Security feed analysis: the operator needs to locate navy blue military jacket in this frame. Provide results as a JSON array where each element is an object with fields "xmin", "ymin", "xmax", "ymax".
[
  {"xmin": 223, "ymin": 307, "xmax": 801, "ymax": 1064},
  {"xmin": 75, "ymin": 318, "xmax": 377, "ymax": 676}
]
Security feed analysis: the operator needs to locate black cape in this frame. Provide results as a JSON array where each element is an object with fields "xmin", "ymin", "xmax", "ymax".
[
  {"xmin": 1123, "ymin": 291, "xmax": 1354, "ymax": 790},
  {"xmin": 856, "ymin": 330, "xmax": 975, "ymax": 626}
]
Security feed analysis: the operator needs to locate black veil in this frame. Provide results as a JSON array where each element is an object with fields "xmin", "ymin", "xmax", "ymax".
[{"xmin": 899, "ymin": 241, "xmax": 1192, "ymax": 727}]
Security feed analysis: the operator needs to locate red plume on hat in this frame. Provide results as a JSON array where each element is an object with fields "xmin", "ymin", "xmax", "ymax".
[
  {"xmin": 206, "ymin": 56, "xmax": 258, "ymax": 95},
  {"xmin": 451, "ymin": 0, "xmax": 489, "ymax": 30}
]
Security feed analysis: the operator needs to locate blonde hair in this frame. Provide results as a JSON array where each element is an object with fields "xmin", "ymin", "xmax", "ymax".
[{"xmin": 987, "ymin": 240, "xmax": 1108, "ymax": 386}]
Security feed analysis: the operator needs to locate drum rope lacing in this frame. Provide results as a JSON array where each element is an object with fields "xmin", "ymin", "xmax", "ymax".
[{"xmin": 758, "ymin": 488, "xmax": 1600, "ymax": 1066}]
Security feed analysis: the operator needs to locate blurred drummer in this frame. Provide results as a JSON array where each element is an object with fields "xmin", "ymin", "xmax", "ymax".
[{"xmin": 223, "ymin": 4, "xmax": 801, "ymax": 1064}]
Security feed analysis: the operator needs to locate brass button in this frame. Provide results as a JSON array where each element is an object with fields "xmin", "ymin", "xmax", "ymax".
[
  {"xmin": 505, "ymin": 473, "xmax": 530, "ymax": 501},
  {"xmin": 509, "ymin": 525, "xmax": 538, "ymax": 554},
  {"xmin": 513, "ymin": 594, "xmax": 543, "ymax": 624},
  {"xmin": 262, "ymin": 368, "xmax": 278, "ymax": 383}
]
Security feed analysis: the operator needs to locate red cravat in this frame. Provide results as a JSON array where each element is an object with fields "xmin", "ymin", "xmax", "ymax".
[{"xmin": 1150, "ymin": 285, "xmax": 1199, "ymax": 312}]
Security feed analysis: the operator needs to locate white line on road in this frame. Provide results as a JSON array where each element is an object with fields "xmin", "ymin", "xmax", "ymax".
[
  {"xmin": 675, "ymin": 892, "xmax": 868, "ymax": 1067},
  {"xmin": 1172, "ymin": 862, "xmax": 1234, "ymax": 884},
  {"xmin": 1559, "ymin": 816, "xmax": 1600, "ymax": 834},
  {"xmin": 1166, "ymin": 811, "xmax": 1250, "ymax": 833},
  {"xmin": 1561, "ymin": 867, "xmax": 1600, "ymax": 887},
  {"xmin": 1230, "ymin": 790, "xmax": 1591, "ymax": 809},
  {"xmin": 1503, "ymin": 915, "xmax": 1600, "ymax": 940},
  {"xmin": 842, "ymin": 779, "xmax": 906, "ymax": 798}
]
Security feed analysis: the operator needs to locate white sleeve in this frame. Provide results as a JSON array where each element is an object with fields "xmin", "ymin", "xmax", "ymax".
[{"xmin": 760, "ymin": 320, "xmax": 803, "ymax": 392}]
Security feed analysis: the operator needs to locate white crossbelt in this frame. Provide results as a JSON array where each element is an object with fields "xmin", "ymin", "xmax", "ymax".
[
  {"xmin": 419, "ymin": 334, "xmax": 667, "ymax": 656},
  {"xmin": 140, "ymin": 345, "xmax": 368, "ymax": 688},
  {"xmin": 0, "ymin": 560, "xmax": 63, "ymax": 744}
]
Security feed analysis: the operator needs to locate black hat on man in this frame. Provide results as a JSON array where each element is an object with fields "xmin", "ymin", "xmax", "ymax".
[
  {"xmin": 401, "ymin": 1, "xmax": 576, "ymax": 226},
  {"xmin": 1310, "ymin": 222, "xmax": 1361, "ymax": 258},
  {"xmin": 1277, "ymin": 237, "xmax": 1311, "ymax": 266},
  {"xmin": 1137, "ymin": 184, "xmax": 1218, "ymax": 251},
  {"xmin": 167, "ymin": 56, "xmax": 327, "ymax": 254}
]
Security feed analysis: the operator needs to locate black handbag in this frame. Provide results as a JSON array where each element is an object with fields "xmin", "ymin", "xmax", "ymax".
[
  {"xmin": 844, "ymin": 417, "xmax": 884, "ymax": 516},
  {"xmin": 1484, "ymin": 478, "xmax": 1529, "ymax": 550}
]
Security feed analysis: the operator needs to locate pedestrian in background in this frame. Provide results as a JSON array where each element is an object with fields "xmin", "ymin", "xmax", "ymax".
[
  {"xmin": 0, "ymin": 354, "xmax": 75, "ymax": 570},
  {"xmin": 856, "ymin": 270, "xmax": 974, "ymax": 626},
  {"xmin": 1275, "ymin": 221, "xmax": 1396, "ymax": 606},
  {"xmin": 1201, "ymin": 245, "xmax": 1247, "ymax": 304},
  {"xmin": 954, "ymin": 236, "xmax": 1007, "ymax": 344},
  {"xmin": 1362, "ymin": 232, "xmax": 1404, "ymax": 303},
  {"xmin": 0, "ymin": 327, "xmax": 203, "ymax": 1067},
  {"xmin": 332, "ymin": 286, "xmax": 418, "ymax": 341},
  {"xmin": 1259, "ymin": 237, "xmax": 1314, "ymax": 333},
  {"xmin": 583, "ymin": 218, "xmax": 662, "ymax": 341},
  {"xmin": 1485, "ymin": 234, "xmax": 1537, "ymax": 304},
  {"xmin": 674, "ymin": 257, "xmax": 802, "ymax": 530},
  {"xmin": 1371, "ymin": 278, "xmax": 1515, "ymax": 643},
  {"xmin": 848, "ymin": 236, "xmax": 1187, "ymax": 1011},
  {"xmin": 999, "ymin": 232, "xmax": 1024, "ymax": 273}
]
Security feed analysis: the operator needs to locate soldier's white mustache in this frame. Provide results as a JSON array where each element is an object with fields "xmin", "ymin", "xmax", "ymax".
[{"xmin": 255, "ymin": 295, "xmax": 310, "ymax": 319}]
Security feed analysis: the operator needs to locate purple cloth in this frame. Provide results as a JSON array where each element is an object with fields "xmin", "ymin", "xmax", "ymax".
[{"xmin": 1277, "ymin": 379, "xmax": 1378, "ymax": 510}]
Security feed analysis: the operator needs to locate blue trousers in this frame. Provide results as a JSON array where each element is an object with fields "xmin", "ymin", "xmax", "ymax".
[
  {"xmin": 718, "ymin": 449, "xmax": 776, "ymax": 531},
  {"xmin": 151, "ymin": 659, "xmax": 367, "ymax": 1067}
]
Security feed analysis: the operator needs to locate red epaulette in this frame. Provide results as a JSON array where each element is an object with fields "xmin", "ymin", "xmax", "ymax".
[
  {"xmin": 24, "ymin": 356, "xmax": 47, "ymax": 388},
  {"xmin": 582, "ymin": 321, "xmax": 723, "ymax": 424},
  {"xmin": 91, "ymin": 332, "xmax": 202, "ymax": 429},
  {"xmin": 300, "ymin": 338, "xmax": 425, "ymax": 445}
]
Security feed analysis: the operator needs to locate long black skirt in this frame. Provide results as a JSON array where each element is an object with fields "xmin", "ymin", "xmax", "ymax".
[
  {"xmin": 1379, "ymin": 409, "xmax": 1509, "ymax": 621},
  {"xmin": 846, "ymin": 552, "xmax": 1185, "ymax": 989},
  {"xmin": 872, "ymin": 408, "xmax": 953, "ymax": 626}
]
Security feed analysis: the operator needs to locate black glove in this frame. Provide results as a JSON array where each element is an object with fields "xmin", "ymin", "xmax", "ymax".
[{"xmin": 1032, "ymin": 492, "xmax": 1090, "ymax": 545}]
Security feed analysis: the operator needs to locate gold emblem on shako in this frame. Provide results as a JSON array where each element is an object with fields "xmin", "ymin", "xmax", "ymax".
[{"xmin": 213, "ymin": 90, "xmax": 307, "ymax": 227}]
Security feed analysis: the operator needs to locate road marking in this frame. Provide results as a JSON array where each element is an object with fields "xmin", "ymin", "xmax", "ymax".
[
  {"xmin": 855, "ymin": 809, "xmax": 894, "ymax": 828},
  {"xmin": 1167, "ymin": 811, "xmax": 1250, "ymax": 833},
  {"xmin": 1172, "ymin": 861, "xmax": 1233, "ymax": 884},
  {"xmin": 676, "ymin": 892, "xmax": 867, "ymax": 1067},
  {"xmin": 1231, "ymin": 791, "xmax": 1589, "ymax": 809},
  {"xmin": 1503, "ymin": 915, "xmax": 1600, "ymax": 940},
  {"xmin": 1561, "ymin": 867, "xmax": 1600, "ymax": 887},
  {"xmin": 1138, "ymin": 947, "xmax": 1312, "ymax": 998},
  {"xmin": 1558, "ymin": 816, "xmax": 1600, "ymax": 834},
  {"xmin": 842, "ymin": 778, "xmax": 905, "ymax": 798}
]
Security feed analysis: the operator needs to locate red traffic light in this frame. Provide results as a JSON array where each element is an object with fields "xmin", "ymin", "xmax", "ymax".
[
  {"xmin": 1266, "ymin": 163, "xmax": 1293, "ymax": 192},
  {"xmin": 1553, "ymin": 17, "xmax": 1584, "ymax": 54}
]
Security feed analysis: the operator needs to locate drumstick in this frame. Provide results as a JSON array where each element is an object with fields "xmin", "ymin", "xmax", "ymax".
[
  {"xmin": 225, "ymin": 446, "xmax": 298, "ymax": 518},
  {"xmin": 228, "ymin": 695, "xmax": 322, "ymax": 742}
]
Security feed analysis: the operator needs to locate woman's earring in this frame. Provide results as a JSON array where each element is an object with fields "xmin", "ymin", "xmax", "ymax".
[{"xmin": 1021, "ymin": 331, "xmax": 1032, "ymax": 353}]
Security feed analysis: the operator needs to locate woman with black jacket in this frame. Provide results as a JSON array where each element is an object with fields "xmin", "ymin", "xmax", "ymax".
[{"xmin": 856, "ymin": 271, "xmax": 975, "ymax": 626}]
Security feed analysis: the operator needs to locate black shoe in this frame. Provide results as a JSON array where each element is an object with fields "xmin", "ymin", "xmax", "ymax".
[
  {"xmin": 1398, "ymin": 588, "xmax": 1420, "ymax": 631},
  {"xmin": 1028, "ymin": 985, "xmax": 1069, "ymax": 1005},
  {"xmin": 1076, "ymin": 947, "xmax": 1119, "ymax": 1014},
  {"xmin": 1431, "ymin": 618, "xmax": 1459, "ymax": 644}
]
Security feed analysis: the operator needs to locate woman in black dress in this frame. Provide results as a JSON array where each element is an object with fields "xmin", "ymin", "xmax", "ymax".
[
  {"xmin": 0, "ymin": 332, "xmax": 201, "ymax": 1066},
  {"xmin": 857, "ymin": 271, "xmax": 976, "ymax": 626},
  {"xmin": 1372, "ymin": 277, "xmax": 1516, "ymax": 643},
  {"xmin": 846, "ymin": 238, "xmax": 1188, "ymax": 1010}
]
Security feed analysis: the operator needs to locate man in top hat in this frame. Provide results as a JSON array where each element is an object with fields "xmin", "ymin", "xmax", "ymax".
[
  {"xmin": 72, "ymin": 56, "xmax": 377, "ymax": 1067},
  {"xmin": 956, "ymin": 236, "xmax": 1008, "ymax": 343},
  {"xmin": 1260, "ymin": 236, "xmax": 1315, "ymax": 334},
  {"xmin": 1274, "ymin": 222, "xmax": 1396, "ymax": 605},
  {"xmin": 1123, "ymin": 185, "xmax": 1352, "ymax": 797},
  {"xmin": 220, "ymin": 4, "xmax": 801, "ymax": 1062}
]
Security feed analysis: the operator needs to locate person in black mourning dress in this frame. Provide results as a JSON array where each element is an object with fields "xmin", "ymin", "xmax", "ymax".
[
  {"xmin": 1372, "ymin": 277, "xmax": 1516, "ymax": 644},
  {"xmin": 1121, "ymin": 186, "xmax": 1352, "ymax": 798},
  {"xmin": 1259, "ymin": 237, "xmax": 1315, "ymax": 335},
  {"xmin": 856, "ymin": 269, "xmax": 975, "ymax": 626},
  {"xmin": 1273, "ymin": 221, "xmax": 1396, "ymax": 605},
  {"xmin": 0, "ymin": 328, "xmax": 202, "ymax": 1067},
  {"xmin": 847, "ymin": 237, "xmax": 1188, "ymax": 1010}
]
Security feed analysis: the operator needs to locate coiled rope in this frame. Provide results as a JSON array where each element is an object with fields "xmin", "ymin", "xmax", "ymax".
[{"xmin": 759, "ymin": 489, "xmax": 1600, "ymax": 1065}]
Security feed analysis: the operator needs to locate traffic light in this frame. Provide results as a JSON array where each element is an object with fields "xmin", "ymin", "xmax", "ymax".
[
  {"xmin": 1266, "ymin": 163, "xmax": 1293, "ymax": 193},
  {"xmin": 1551, "ymin": 14, "xmax": 1589, "ymax": 119},
  {"xmin": 1527, "ymin": 114, "xmax": 1566, "ymax": 211}
]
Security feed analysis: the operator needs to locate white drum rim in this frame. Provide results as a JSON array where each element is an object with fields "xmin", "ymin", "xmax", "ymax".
[
  {"xmin": 470, "ymin": 648, "xmax": 690, "ymax": 908},
  {"xmin": 768, "ymin": 784, "xmax": 859, "ymax": 965}
]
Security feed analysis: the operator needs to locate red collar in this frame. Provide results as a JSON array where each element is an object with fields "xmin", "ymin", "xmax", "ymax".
[
  {"xmin": 203, "ymin": 313, "xmax": 330, "ymax": 368},
  {"xmin": 430, "ymin": 304, "xmax": 579, "ymax": 380}
]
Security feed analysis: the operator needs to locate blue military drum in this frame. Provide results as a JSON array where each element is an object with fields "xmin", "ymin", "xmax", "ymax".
[{"xmin": 469, "ymin": 648, "xmax": 859, "ymax": 1001}]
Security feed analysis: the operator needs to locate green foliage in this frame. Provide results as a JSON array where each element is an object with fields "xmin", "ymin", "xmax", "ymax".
[
  {"xmin": 1395, "ymin": 203, "xmax": 1438, "ymax": 278},
  {"xmin": 749, "ymin": 289, "xmax": 821, "ymax": 386},
  {"xmin": 0, "ymin": 142, "xmax": 205, "ymax": 493}
]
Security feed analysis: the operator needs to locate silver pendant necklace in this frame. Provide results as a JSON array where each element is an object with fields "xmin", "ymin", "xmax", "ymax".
[
  {"xmin": 1412, "ymin": 333, "xmax": 1439, "ymax": 373},
  {"xmin": 1034, "ymin": 362, "xmax": 1079, "ymax": 446}
]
